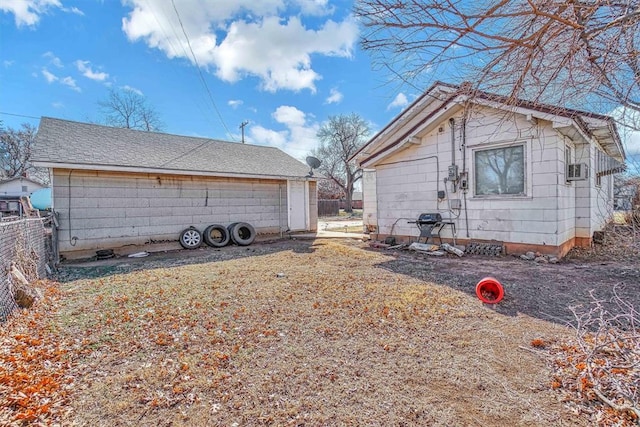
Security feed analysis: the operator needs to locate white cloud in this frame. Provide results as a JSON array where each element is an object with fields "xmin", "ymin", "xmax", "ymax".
[
  {"xmin": 295, "ymin": 0, "xmax": 333, "ymax": 15},
  {"xmin": 248, "ymin": 105, "xmax": 319, "ymax": 157},
  {"xmin": 228, "ymin": 99, "xmax": 243, "ymax": 109},
  {"xmin": 61, "ymin": 6, "xmax": 83, "ymax": 15},
  {"xmin": 40, "ymin": 67, "xmax": 81, "ymax": 92},
  {"xmin": 60, "ymin": 76, "xmax": 81, "ymax": 92},
  {"xmin": 52, "ymin": 101, "xmax": 64, "ymax": 108},
  {"xmin": 0, "ymin": 0, "xmax": 61, "ymax": 27},
  {"xmin": 610, "ymin": 106, "xmax": 640, "ymax": 156},
  {"xmin": 325, "ymin": 87, "xmax": 343, "ymax": 104},
  {"xmin": 75, "ymin": 60, "xmax": 109, "ymax": 81},
  {"xmin": 387, "ymin": 92, "xmax": 409, "ymax": 110},
  {"xmin": 249, "ymin": 126, "xmax": 289, "ymax": 148},
  {"xmin": 626, "ymin": 131, "xmax": 640, "ymax": 155},
  {"xmin": 121, "ymin": 0, "xmax": 358, "ymax": 92},
  {"xmin": 121, "ymin": 85, "xmax": 143, "ymax": 95},
  {"xmin": 41, "ymin": 68, "xmax": 57, "ymax": 83},
  {"xmin": 43, "ymin": 51, "xmax": 63, "ymax": 68},
  {"xmin": 3, "ymin": 60, "xmax": 14, "ymax": 68}
]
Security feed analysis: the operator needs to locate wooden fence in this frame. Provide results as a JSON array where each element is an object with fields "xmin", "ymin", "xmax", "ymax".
[{"xmin": 318, "ymin": 199, "xmax": 340, "ymax": 217}]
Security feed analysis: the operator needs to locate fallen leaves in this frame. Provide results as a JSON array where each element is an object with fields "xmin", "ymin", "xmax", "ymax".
[
  {"xmin": 0, "ymin": 280, "xmax": 74, "ymax": 425},
  {"xmin": 542, "ymin": 293, "xmax": 640, "ymax": 426},
  {"xmin": 2, "ymin": 240, "xmax": 628, "ymax": 426}
]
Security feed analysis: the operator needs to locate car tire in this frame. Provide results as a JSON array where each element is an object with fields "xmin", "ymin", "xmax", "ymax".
[
  {"xmin": 179, "ymin": 227, "xmax": 202, "ymax": 249},
  {"xmin": 203, "ymin": 224, "xmax": 230, "ymax": 247},
  {"xmin": 229, "ymin": 222, "xmax": 256, "ymax": 246}
]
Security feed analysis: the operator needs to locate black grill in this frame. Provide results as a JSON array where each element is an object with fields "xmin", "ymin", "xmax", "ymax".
[{"xmin": 409, "ymin": 213, "xmax": 445, "ymax": 244}]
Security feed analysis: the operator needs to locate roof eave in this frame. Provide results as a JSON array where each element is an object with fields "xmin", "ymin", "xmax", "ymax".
[
  {"xmin": 31, "ymin": 161, "xmax": 316, "ymax": 181},
  {"xmin": 350, "ymin": 82, "xmax": 459, "ymax": 162}
]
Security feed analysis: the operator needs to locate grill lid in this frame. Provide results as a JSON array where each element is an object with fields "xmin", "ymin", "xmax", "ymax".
[{"xmin": 417, "ymin": 213, "xmax": 443, "ymax": 224}]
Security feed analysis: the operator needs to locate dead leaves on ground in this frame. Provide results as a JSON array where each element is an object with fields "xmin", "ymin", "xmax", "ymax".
[
  {"xmin": 0, "ymin": 281, "xmax": 73, "ymax": 426},
  {"xmin": 534, "ymin": 328, "xmax": 639, "ymax": 426}
]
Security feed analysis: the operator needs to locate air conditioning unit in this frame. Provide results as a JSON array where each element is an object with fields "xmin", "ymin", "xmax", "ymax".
[{"xmin": 567, "ymin": 163, "xmax": 589, "ymax": 181}]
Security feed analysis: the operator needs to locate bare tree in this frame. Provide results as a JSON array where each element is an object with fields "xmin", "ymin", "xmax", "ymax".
[
  {"xmin": 0, "ymin": 123, "xmax": 48, "ymax": 183},
  {"xmin": 317, "ymin": 179, "xmax": 344, "ymax": 200},
  {"xmin": 355, "ymin": 1, "xmax": 640, "ymax": 120},
  {"xmin": 99, "ymin": 88, "xmax": 164, "ymax": 131},
  {"xmin": 311, "ymin": 114, "xmax": 370, "ymax": 213}
]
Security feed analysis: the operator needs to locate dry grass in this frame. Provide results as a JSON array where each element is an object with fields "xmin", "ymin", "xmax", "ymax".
[{"xmin": 5, "ymin": 240, "xmax": 588, "ymax": 426}]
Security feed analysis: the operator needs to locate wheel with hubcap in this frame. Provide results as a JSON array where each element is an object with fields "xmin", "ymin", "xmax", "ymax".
[{"xmin": 179, "ymin": 227, "xmax": 202, "ymax": 249}]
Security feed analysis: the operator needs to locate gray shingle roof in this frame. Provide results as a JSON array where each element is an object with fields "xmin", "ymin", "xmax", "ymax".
[{"xmin": 33, "ymin": 117, "xmax": 312, "ymax": 179}]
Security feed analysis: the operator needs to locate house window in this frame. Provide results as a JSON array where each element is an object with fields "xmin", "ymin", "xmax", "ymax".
[{"xmin": 474, "ymin": 144, "xmax": 525, "ymax": 196}]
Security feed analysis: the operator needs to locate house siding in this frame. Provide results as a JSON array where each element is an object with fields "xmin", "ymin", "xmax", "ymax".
[
  {"xmin": 309, "ymin": 181, "xmax": 318, "ymax": 232},
  {"xmin": 0, "ymin": 178, "xmax": 46, "ymax": 197},
  {"xmin": 366, "ymin": 106, "xmax": 591, "ymax": 253},
  {"xmin": 362, "ymin": 170, "xmax": 377, "ymax": 232},
  {"xmin": 52, "ymin": 169, "xmax": 292, "ymax": 254}
]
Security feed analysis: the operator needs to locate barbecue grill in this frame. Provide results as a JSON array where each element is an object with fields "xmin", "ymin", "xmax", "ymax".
[{"xmin": 409, "ymin": 212, "xmax": 445, "ymax": 244}]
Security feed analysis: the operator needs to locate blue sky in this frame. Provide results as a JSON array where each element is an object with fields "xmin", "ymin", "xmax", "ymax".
[
  {"xmin": 1, "ymin": 0, "xmax": 638, "ymax": 164},
  {"xmin": 0, "ymin": 0, "xmax": 415, "ymax": 161}
]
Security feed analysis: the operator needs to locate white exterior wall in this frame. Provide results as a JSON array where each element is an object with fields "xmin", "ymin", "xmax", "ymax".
[
  {"xmin": 574, "ymin": 143, "xmax": 592, "ymax": 239},
  {"xmin": 52, "ymin": 169, "xmax": 292, "ymax": 253},
  {"xmin": 362, "ymin": 170, "xmax": 377, "ymax": 230},
  {"xmin": 374, "ymin": 124, "xmax": 449, "ymax": 239},
  {"xmin": 465, "ymin": 108, "xmax": 563, "ymax": 246},
  {"xmin": 592, "ymin": 155, "xmax": 615, "ymax": 233},
  {"xmin": 557, "ymin": 137, "xmax": 577, "ymax": 245},
  {"xmin": 0, "ymin": 178, "xmax": 46, "ymax": 197},
  {"xmin": 367, "ymin": 106, "xmax": 583, "ymax": 248}
]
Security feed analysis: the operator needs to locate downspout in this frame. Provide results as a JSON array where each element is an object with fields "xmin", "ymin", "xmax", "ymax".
[
  {"xmin": 279, "ymin": 183, "xmax": 283, "ymax": 238},
  {"xmin": 449, "ymin": 117, "xmax": 456, "ymax": 169},
  {"xmin": 462, "ymin": 112, "xmax": 470, "ymax": 238},
  {"xmin": 68, "ymin": 169, "xmax": 78, "ymax": 246}
]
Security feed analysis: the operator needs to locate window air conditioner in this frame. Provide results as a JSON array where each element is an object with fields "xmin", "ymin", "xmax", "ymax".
[{"xmin": 567, "ymin": 163, "xmax": 588, "ymax": 181}]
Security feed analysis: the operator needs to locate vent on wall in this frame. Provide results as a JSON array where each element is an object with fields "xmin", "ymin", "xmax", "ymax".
[{"xmin": 567, "ymin": 163, "xmax": 589, "ymax": 181}]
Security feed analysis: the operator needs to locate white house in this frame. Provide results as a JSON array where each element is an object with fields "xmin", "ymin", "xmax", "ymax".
[
  {"xmin": 353, "ymin": 82, "xmax": 625, "ymax": 257},
  {"xmin": 32, "ymin": 118, "xmax": 317, "ymax": 258},
  {"xmin": 0, "ymin": 177, "xmax": 46, "ymax": 197}
]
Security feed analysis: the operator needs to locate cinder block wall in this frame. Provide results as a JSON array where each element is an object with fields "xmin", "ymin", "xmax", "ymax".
[{"xmin": 52, "ymin": 169, "xmax": 292, "ymax": 253}]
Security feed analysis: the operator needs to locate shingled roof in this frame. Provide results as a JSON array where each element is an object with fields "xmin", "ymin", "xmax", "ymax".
[{"xmin": 33, "ymin": 117, "xmax": 312, "ymax": 179}]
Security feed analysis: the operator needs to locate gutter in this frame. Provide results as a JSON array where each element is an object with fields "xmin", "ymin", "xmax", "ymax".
[{"xmin": 30, "ymin": 161, "xmax": 317, "ymax": 181}]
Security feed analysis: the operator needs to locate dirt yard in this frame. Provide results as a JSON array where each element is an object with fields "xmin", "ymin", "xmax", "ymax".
[{"xmin": 1, "ymin": 237, "xmax": 638, "ymax": 426}]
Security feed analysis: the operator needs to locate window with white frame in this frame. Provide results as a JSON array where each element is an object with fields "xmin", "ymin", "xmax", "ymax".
[{"xmin": 474, "ymin": 144, "xmax": 525, "ymax": 196}]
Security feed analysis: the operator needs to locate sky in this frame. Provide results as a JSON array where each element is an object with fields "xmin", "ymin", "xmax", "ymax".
[
  {"xmin": 0, "ymin": 0, "xmax": 415, "ymax": 162},
  {"xmin": 0, "ymin": 0, "xmax": 638, "ymax": 164}
]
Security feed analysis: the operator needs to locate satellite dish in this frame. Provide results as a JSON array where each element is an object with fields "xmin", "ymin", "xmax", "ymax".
[{"xmin": 305, "ymin": 156, "xmax": 321, "ymax": 177}]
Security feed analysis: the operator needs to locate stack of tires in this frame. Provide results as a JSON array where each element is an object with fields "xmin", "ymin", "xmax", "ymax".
[{"xmin": 179, "ymin": 222, "xmax": 256, "ymax": 249}]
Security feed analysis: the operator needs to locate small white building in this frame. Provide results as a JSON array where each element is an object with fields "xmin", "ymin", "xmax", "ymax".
[
  {"xmin": 0, "ymin": 177, "xmax": 46, "ymax": 197},
  {"xmin": 33, "ymin": 118, "xmax": 317, "ymax": 258},
  {"xmin": 353, "ymin": 82, "xmax": 626, "ymax": 257}
]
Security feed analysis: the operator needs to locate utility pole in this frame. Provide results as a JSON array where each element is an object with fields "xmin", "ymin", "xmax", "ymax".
[{"xmin": 239, "ymin": 120, "xmax": 249, "ymax": 144}]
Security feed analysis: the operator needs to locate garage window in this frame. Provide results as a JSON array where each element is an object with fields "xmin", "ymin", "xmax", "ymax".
[{"xmin": 474, "ymin": 144, "xmax": 525, "ymax": 196}]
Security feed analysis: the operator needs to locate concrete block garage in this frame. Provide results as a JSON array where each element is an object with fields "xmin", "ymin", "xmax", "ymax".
[{"xmin": 32, "ymin": 118, "xmax": 317, "ymax": 259}]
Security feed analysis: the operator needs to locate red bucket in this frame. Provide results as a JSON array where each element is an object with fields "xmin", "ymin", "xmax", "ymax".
[{"xmin": 475, "ymin": 277, "xmax": 504, "ymax": 304}]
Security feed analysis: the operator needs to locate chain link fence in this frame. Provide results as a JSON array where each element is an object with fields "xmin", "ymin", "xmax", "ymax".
[{"xmin": 0, "ymin": 217, "xmax": 50, "ymax": 322}]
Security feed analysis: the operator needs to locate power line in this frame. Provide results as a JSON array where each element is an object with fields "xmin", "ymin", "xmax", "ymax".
[
  {"xmin": 0, "ymin": 111, "xmax": 40, "ymax": 120},
  {"xmin": 170, "ymin": 0, "xmax": 235, "ymax": 140}
]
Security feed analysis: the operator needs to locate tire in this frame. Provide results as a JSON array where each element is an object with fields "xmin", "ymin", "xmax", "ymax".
[
  {"xmin": 203, "ymin": 224, "xmax": 230, "ymax": 247},
  {"xmin": 227, "ymin": 222, "xmax": 239, "ymax": 240},
  {"xmin": 179, "ymin": 227, "xmax": 202, "ymax": 249},
  {"xmin": 229, "ymin": 222, "xmax": 256, "ymax": 246}
]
